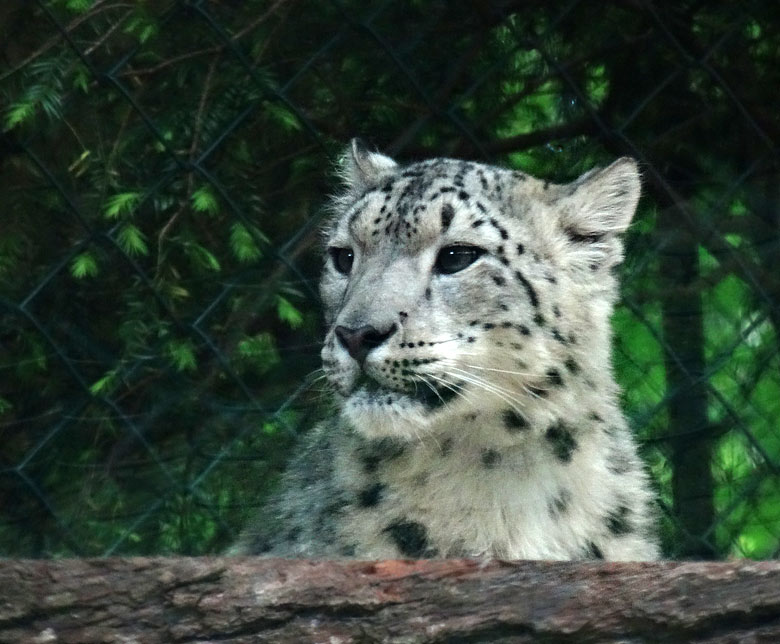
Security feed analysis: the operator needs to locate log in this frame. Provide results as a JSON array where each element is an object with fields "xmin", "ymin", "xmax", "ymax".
[{"xmin": 1, "ymin": 558, "xmax": 779, "ymax": 643}]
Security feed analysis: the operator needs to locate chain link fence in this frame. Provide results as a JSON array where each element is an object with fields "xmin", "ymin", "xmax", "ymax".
[{"xmin": 1, "ymin": 0, "xmax": 779, "ymax": 559}]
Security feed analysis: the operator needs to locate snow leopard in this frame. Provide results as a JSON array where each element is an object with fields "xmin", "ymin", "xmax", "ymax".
[{"xmin": 233, "ymin": 139, "xmax": 659, "ymax": 561}]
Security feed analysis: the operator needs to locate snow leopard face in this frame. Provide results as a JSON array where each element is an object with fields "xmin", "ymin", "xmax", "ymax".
[{"xmin": 320, "ymin": 140, "xmax": 640, "ymax": 441}]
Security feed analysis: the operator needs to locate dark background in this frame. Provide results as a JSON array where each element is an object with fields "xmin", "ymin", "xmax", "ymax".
[{"xmin": 1, "ymin": 0, "xmax": 779, "ymax": 559}]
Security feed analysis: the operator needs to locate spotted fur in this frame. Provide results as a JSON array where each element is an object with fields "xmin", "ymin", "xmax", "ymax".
[{"xmin": 233, "ymin": 140, "xmax": 659, "ymax": 560}]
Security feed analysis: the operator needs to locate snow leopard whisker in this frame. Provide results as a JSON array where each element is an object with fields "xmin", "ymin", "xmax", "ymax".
[
  {"xmin": 437, "ymin": 365, "xmax": 525, "ymax": 412},
  {"xmin": 440, "ymin": 361, "xmax": 545, "ymax": 406},
  {"xmin": 459, "ymin": 363, "xmax": 534, "ymax": 378},
  {"xmin": 431, "ymin": 372, "xmax": 526, "ymax": 418},
  {"xmin": 438, "ymin": 362, "xmax": 525, "ymax": 398},
  {"xmin": 417, "ymin": 372, "xmax": 465, "ymax": 404}
]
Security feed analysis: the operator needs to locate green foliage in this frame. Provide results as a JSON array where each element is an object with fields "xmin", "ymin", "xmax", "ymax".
[
  {"xmin": 104, "ymin": 192, "xmax": 141, "ymax": 219},
  {"xmin": 229, "ymin": 223, "xmax": 264, "ymax": 263},
  {"xmin": 166, "ymin": 338, "xmax": 198, "ymax": 372},
  {"xmin": 276, "ymin": 295, "xmax": 303, "ymax": 329},
  {"xmin": 70, "ymin": 251, "xmax": 99, "ymax": 279},
  {"xmin": 3, "ymin": 59, "xmax": 65, "ymax": 130},
  {"xmin": 63, "ymin": 0, "xmax": 95, "ymax": 12},
  {"xmin": 191, "ymin": 185, "xmax": 219, "ymax": 216},
  {"xmin": 117, "ymin": 224, "xmax": 149, "ymax": 256}
]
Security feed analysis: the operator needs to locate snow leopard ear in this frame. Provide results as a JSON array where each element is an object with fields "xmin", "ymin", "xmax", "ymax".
[
  {"xmin": 558, "ymin": 157, "xmax": 641, "ymax": 270},
  {"xmin": 340, "ymin": 138, "xmax": 398, "ymax": 194}
]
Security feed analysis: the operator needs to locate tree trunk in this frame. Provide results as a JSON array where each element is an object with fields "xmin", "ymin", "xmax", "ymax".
[
  {"xmin": 1, "ymin": 558, "xmax": 779, "ymax": 643},
  {"xmin": 660, "ymin": 206, "xmax": 715, "ymax": 559}
]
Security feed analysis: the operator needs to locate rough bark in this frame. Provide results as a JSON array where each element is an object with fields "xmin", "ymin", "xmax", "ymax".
[{"xmin": 1, "ymin": 558, "xmax": 780, "ymax": 643}]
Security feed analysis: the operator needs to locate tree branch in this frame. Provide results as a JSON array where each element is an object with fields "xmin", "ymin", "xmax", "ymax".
[{"xmin": 1, "ymin": 558, "xmax": 779, "ymax": 643}]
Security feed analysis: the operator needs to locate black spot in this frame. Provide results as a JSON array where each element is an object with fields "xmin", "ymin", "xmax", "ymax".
[
  {"xmin": 546, "ymin": 368, "xmax": 564, "ymax": 387},
  {"xmin": 440, "ymin": 203, "xmax": 455, "ymax": 230},
  {"xmin": 516, "ymin": 324, "xmax": 530, "ymax": 336},
  {"xmin": 514, "ymin": 271, "xmax": 539, "ymax": 307},
  {"xmin": 564, "ymin": 357, "xmax": 580, "ymax": 374},
  {"xmin": 516, "ymin": 243, "xmax": 525, "ymax": 255},
  {"xmin": 359, "ymin": 438, "xmax": 406, "ymax": 473},
  {"xmin": 339, "ymin": 544, "xmax": 357, "ymax": 556},
  {"xmin": 472, "ymin": 219, "xmax": 485, "ymax": 228},
  {"xmin": 584, "ymin": 541, "xmax": 604, "ymax": 559},
  {"xmin": 607, "ymin": 450, "xmax": 634, "ymax": 475},
  {"xmin": 533, "ymin": 313, "xmax": 546, "ymax": 327},
  {"xmin": 286, "ymin": 526, "xmax": 302, "ymax": 542},
  {"xmin": 384, "ymin": 520, "xmax": 432, "ymax": 557},
  {"xmin": 588, "ymin": 412, "xmax": 603, "ymax": 422},
  {"xmin": 418, "ymin": 381, "xmax": 460, "ymax": 409},
  {"xmin": 250, "ymin": 537, "xmax": 272, "ymax": 554},
  {"xmin": 358, "ymin": 483, "xmax": 385, "ymax": 508},
  {"xmin": 545, "ymin": 421, "xmax": 577, "ymax": 462},
  {"xmin": 425, "ymin": 287, "xmax": 432, "ymax": 300},
  {"xmin": 492, "ymin": 275, "xmax": 506, "ymax": 286},
  {"xmin": 552, "ymin": 328, "xmax": 568, "ymax": 344},
  {"xmin": 481, "ymin": 449, "xmax": 501, "ymax": 468},
  {"xmin": 606, "ymin": 505, "xmax": 632, "ymax": 535},
  {"xmin": 503, "ymin": 409, "xmax": 528, "ymax": 432},
  {"xmin": 440, "ymin": 438, "xmax": 453, "ymax": 456},
  {"xmin": 548, "ymin": 489, "xmax": 571, "ymax": 517},
  {"xmin": 458, "ymin": 190, "xmax": 470, "ymax": 201}
]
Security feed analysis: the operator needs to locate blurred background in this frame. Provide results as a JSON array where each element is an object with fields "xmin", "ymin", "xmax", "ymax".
[{"xmin": 1, "ymin": 0, "xmax": 779, "ymax": 559}]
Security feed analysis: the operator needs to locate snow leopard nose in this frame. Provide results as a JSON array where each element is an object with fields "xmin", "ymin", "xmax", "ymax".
[{"xmin": 334, "ymin": 323, "xmax": 397, "ymax": 364}]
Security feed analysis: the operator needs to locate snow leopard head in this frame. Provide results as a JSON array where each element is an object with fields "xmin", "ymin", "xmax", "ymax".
[{"xmin": 320, "ymin": 139, "xmax": 640, "ymax": 441}]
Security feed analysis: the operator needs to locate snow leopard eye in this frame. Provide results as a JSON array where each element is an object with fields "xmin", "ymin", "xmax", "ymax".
[
  {"xmin": 435, "ymin": 245, "xmax": 485, "ymax": 275},
  {"xmin": 329, "ymin": 247, "xmax": 354, "ymax": 274}
]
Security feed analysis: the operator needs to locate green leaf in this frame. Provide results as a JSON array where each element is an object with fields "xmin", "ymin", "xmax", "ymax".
[
  {"xmin": 73, "ymin": 64, "xmax": 90, "ymax": 92},
  {"xmin": 229, "ymin": 222, "xmax": 263, "ymax": 263},
  {"xmin": 188, "ymin": 243, "xmax": 221, "ymax": 272},
  {"xmin": 124, "ymin": 13, "xmax": 159, "ymax": 44},
  {"xmin": 276, "ymin": 295, "xmax": 303, "ymax": 329},
  {"xmin": 65, "ymin": 0, "xmax": 95, "ymax": 11},
  {"xmin": 89, "ymin": 370, "xmax": 118, "ymax": 395},
  {"xmin": 264, "ymin": 102, "xmax": 302, "ymax": 132},
  {"xmin": 191, "ymin": 185, "xmax": 219, "ymax": 215},
  {"xmin": 104, "ymin": 192, "xmax": 140, "ymax": 219},
  {"xmin": 0, "ymin": 397, "xmax": 12, "ymax": 415},
  {"xmin": 166, "ymin": 339, "xmax": 197, "ymax": 372},
  {"xmin": 117, "ymin": 224, "xmax": 149, "ymax": 256},
  {"xmin": 71, "ymin": 251, "xmax": 99, "ymax": 279},
  {"xmin": 237, "ymin": 333, "xmax": 279, "ymax": 373},
  {"xmin": 3, "ymin": 102, "xmax": 35, "ymax": 131}
]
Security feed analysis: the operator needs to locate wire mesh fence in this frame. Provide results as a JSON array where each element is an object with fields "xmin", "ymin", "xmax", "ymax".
[{"xmin": 1, "ymin": 0, "xmax": 779, "ymax": 559}]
